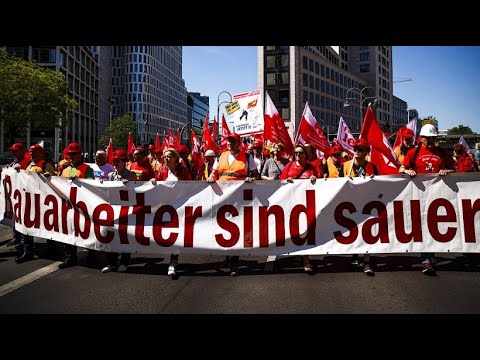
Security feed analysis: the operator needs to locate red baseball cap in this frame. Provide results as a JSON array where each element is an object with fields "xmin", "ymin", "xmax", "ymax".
[
  {"xmin": 67, "ymin": 142, "xmax": 82, "ymax": 153},
  {"xmin": 113, "ymin": 149, "xmax": 128, "ymax": 160},
  {"xmin": 8, "ymin": 142, "xmax": 25, "ymax": 151},
  {"xmin": 29, "ymin": 144, "xmax": 45, "ymax": 153},
  {"xmin": 353, "ymin": 138, "xmax": 370, "ymax": 150},
  {"xmin": 330, "ymin": 145, "xmax": 343, "ymax": 155},
  {"xmin": 227, "ymin": 133, "xmax": 241, "ymax": 142},
  {"xmin": 401, "ymin": 128, "xmax": 414, "ymax": 139}
]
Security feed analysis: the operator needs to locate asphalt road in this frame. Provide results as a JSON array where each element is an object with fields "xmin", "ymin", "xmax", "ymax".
[{"xmin": 1, "ymin": 224, "xmax": 480, "ymax": 314}]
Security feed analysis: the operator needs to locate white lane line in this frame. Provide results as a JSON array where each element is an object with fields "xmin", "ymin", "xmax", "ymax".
[
  {"xmin": 264, "ymin": 255, "xmax": 277, "ymax": 272},
  {"xmin": 0, "ymin": 261, "xmax": 61, "ymax": 297}
]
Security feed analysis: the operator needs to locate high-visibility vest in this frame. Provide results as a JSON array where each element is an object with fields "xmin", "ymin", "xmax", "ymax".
[
  {"xmin": 342, "ymin": 160, "xmax": 376, "ymax": 177},
  {"xmin": 218, "ymin": 151, "xmax": 248, "ymax": 180},
  {"xmin": 327, "ymin": 157, "xmax": 341, "ymax": 178}
]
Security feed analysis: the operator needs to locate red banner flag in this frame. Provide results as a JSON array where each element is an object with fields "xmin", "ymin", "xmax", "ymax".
[
  {"xmin": 360, "ymin": 106, "xmax": 400, "ymax": 174},
  {"xmin": 297, "ymin": 102, "xmax": 330, "ymax": 157},
  {"xmin": 203, "ymin": 112, "xmax": 219, "ymax": 154},
  {"xmin": 264, "ymin": 91, "xmax": 294, "ymax": 158},
  {"xmin": 190, "ymin": 129, "xmax": 204, "ymax": 178},
  {"xmin": 127, "ymin": 132, "xmax": 136, "ymax": 157},
  {"xmin": 212, "ymin": 116, "xmax": 218, "ymax": 140},
  {"xmin": 155, "ymin": 133, "xmax": 162, "ymax": 153},
  {"xmin": 221, "ymin": 114, "xmax": 231, "ymax": 152},
  {"xmin": 167, "ymin": 129, "xmax": 175, "ymax": 147},
  {"xmin": 174, "ymin": 128, "xmax": 181, "ymax": 149},
  {"xmin": 106, "ymin": 138, "xmax": 114, "ymax": 164}
]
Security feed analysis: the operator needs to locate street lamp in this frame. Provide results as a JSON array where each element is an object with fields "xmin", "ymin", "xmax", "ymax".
[
  {"xmin": 343, "ymin": 86, "xmax": 378, "ymax": 131},
  {"xmin": 217, "ymin": 91, "xmax": 232, "ymax": 139},
  {"xmin": 109, "ymin": 97, "xmax": 116, "ymax": 127}
]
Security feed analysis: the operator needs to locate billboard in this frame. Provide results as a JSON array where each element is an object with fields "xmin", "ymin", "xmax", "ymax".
[{"xmin": 231, "ymin": 89, "xmax": 263, "ymax": 136}]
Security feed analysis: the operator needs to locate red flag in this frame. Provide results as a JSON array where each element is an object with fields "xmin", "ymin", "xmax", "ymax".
[
  {"xmin": 336, "ymin": 117, "xmax": 356, "ymax": 155},
  {"xmin": 167, "ymin": 129, "xmax": 175, "ymax": 147},
  {"xmin": 221, "ymin": 114, "xmax": 231, "ymax": 152},
  {"xmin": 297, "ymin": 102, "xmax": 331, "ymax": 156},
  {"xmin": 155, "ymin": 133, "xmax": 162, "ymax": 152},
  {"xmin": 212, "ymin": 116, "xmax": 218, "ymax": 140},
  {"xmin": 393, "ymin": 118, "xmax": 417, "ymax": 149},
  {"xmin": 360, "ymin": 106, "xmax": 400, "ymax": 174},
  {"xmin": 203, "ymin": 112, "xmax": 219, "ymax": 154},
  {"xmin": 106, "ymin": 138, "xmax": 114, "ymax": 164},
  {"xmin": 174, "ymin": 128, "xmax": 181, "ymax": 149},
  {"xmin": 162, "ymin": 138, "xmax": 169, "ymax": 152},
  {"xmin": 264, "ymin": 91, "xmax": 294, "ymax": 158},
  {"xmin": 127, "ymin": 132, "xmax": 136, "ymax": 157},
  {"xmin": 190, "ymin": 129, "xmax": 204, "ymax": 177}
]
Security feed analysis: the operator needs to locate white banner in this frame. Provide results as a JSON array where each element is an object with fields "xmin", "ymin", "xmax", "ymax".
[
  {"xmin": 231, "ymin": 89, "xmax": 264, "ymax": 136},
  {"xmin": 1, "ymin": 168, "xmax": 480, "ymax": 255}
]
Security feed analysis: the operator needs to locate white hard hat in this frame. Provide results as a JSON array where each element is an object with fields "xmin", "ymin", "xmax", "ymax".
[
  {"xmin": 419, "ymin": 124, "xmax": 438, "ymax": 137},
  {"xmin": 205, "ymin": 149, "xmax": 216, "ymax": 157}
]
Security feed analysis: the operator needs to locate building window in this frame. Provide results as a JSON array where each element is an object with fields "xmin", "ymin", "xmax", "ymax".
[
  {"xmin": 360, "ymin": 64, "xmax": 370, "ymax": 73},
  {"xmin": 303, "ymin": 56, "xmax": 308, "ymax": 69},
  {"xmin": 359, "ymin": 52, "xmax": 369, "ymax": 61}
]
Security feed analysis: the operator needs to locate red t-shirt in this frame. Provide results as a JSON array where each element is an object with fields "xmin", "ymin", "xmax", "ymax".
[
  {"xmin": 280, "ymin": 162, "xmax": 318, "ymax": 180},
  {"xmin": 403, "ymin": 146, "xmax": 455, "ymax": 174}
]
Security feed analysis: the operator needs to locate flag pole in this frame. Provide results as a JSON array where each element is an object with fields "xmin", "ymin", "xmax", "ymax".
[{"xmin": 294, "ymin": 101, "xmax": 308, "ymax": 144}]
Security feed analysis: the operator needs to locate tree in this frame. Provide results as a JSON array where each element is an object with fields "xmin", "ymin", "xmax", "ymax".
[
  {"xmin": 0, "ymin": 48, "xmax": 77, "ymax": 143},
  {"xmin": 99, "ymin": 114, "xmax": 137, "ymax": 149},
  {"xmin": 447, "ymin": 125, "xmax": 473, "ymax": 135}
]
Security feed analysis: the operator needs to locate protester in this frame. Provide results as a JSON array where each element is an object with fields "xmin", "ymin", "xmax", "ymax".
[
  {"xmin": 91, "ymin": 149, "xmax": 114, "ymax": 180},
  {"xmin": 58, "ymin": 142, "xmax": 95, "ymax": 269},
  {"xmin": 339, "ymin": 138, "xmax": 378, "ymax": 275},
  {"xmin": 130, "ymin": 146, "xmax": 155, "ymax": 181},
  {"xmin": 152, "ymin": 147, "xmax": 192, "ymax": 277},
  {"xmin": 394, "ymin": 128, "xmax": 415, "ymax": 165},
  {"xmin": 323, "ymin": 145, "xmax": 345, "ymax": 178},
  {"xmin": 261, "ymin": 143, "xmax": 289, "ymax": 180},
  {"xmin": 100, "ymin": 149, "xmax": 135, "ymax": 273},
  {"xmin": 201, "ymin": 149, "xmax": 216, "ymax": 180},
  {"xmin": 279, "ymin": 144, "xmax": 318, "ymax": 272},
  {"xmin": 207, "ymin": 133, "xmax": 260, "ymax": 276},
  {"xmin": 399, "ymin": 124, "xmax": 455, "ymax": 275}
]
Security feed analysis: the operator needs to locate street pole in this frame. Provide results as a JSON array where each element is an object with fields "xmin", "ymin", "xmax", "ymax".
[{"xmin": 217, "ymin": 91, "xmax": 232, "ymax": 139}]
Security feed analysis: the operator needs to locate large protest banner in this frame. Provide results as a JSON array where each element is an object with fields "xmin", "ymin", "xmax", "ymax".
[
  {"xmin": 1, "ymin": 168, "xmax": 480, "ymax": 255},
  {"xmin": 231, "ymin": 89, "xmax": 263, "ymax": 136}
]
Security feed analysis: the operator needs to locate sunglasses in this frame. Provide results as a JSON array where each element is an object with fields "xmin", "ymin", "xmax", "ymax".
[{"xmin": 68, "ymin": 152, "xmax": 80, "ymax": 155}]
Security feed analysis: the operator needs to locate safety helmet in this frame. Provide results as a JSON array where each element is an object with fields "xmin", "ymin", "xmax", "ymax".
[{"xmin": 419, "ymin": 124, "xmax": 438, "ymax": 137}]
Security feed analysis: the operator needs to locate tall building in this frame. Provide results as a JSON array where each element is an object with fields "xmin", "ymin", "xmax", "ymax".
[
  {"xmin": 91, "ymin": 46, "xmax": 113, "ymax": 139},
  {"xmin": 187, "ymin": 92, "xmax": 209, "ymax": 139},
  {"xmin": 5, "ymin": 46, "xmax": 99, "ymax": 161},
  {"xmin": 111, "ymin": 46, "xmax": 188, "ymax": 145},
  {"xmin": 392, "ymin": 95, "xmax": 408, "ymax": 133},
  {"xmin": 258, "ymin": 46, "xmax": 394, "ymax": 136}
]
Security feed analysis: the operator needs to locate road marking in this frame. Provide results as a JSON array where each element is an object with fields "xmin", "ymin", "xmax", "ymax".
[
  {"xmin": 0, "ymin": 262, "xmax": 61, "ymax": 297},
  {"xmin": 264, "ymin": 255, "xmax": 277, "ymax": 272}
]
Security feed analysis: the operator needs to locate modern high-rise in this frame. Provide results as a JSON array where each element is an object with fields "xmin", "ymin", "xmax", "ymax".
[
  {"xmin": 91, "ymin": 46, "xmax": 114, "ymax": 138},
  {"xmin": 5, "ymin": 46, "xmax": 100, "ymax": 161},
  {"xmin": 111, "ymin": 46, "xmax": 188, "ymax": 145},
  {"xmin": 187, "ymin": 92, "xmax": 209, "ymax": 138},
  {"xmin": 258, "ymin": 46, "xmax": 395, "ymax": 136},
  {"xmin": 392, "ymin": 95, "xmax": 408, "ymax": 133}
]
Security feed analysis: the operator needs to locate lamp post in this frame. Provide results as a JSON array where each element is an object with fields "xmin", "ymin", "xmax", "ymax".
[
  {"xmin": 343, "ymin": 86, "xmax": 377, "ymax": 132},
  {"xmin": 217, "ymin": 91, "xmax": 232, "ymax": 139}
]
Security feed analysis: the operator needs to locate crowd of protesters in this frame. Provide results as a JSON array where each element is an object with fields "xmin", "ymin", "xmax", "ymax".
[{"xmin": 1, "ymin": 123, "xmax": 480, "ymax": 277}]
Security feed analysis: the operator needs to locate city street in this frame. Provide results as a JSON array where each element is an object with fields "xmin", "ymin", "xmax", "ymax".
[{"xmin": 2, "ymin": 225, "xmax": 480, "ymax": 314}]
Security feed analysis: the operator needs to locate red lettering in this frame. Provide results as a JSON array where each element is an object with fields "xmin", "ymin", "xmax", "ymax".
[
  {"xmin": 3, "ymin": 175, "xmax": 13, "ymax": 219},
  {"xmin": 244, "ymin": 205, "xmax": 253, "ymax": 248},
  {"xmin": 394, "ymin": 200, "xmax": 422, "ymax": 243},
  {"xmin": 184, "ymin": 206, "xmax": 202, "ymax": 248},
  {"xmin": 259, "ymin": 205, "xmax": 285, "ymax": 247},
  {"xmin": 13, "ymin": 189, "xmax": 22, "ymax": 224},
  {"xmin": 24, "ymin": 192, "xmax": 41, "ymax": 229},
  {"xmin": 70, "ymin": 187, "xmax": 91, "ymax": 240},
  {"xmin": 362, "ymin": 201, "xmax": 389, "ymax": 244},
  {"xmin": 118, "ymin": 190, "xmax": 130, "ymax": 244},
  {"xmin": 152, "ymin": 205, "xmax": 179, "ymax": 247},
  {"xmin": 44, "ymin": 194, "xmax": 59, "ymax": 232},
  {"xmin": 427, "ymin": 198, "xmax": 456, "ymax": 242},
  {"xmin": 290, "ymin": 190, "xmax": 316, "ymax": 246},
  {"xmin": 462, "ymin": 199, "xmax": 480, "ymax": 243},
  {"xmin": 93, "ymin": 204, "xmax": 115, "ymax": 244},
  {"xmin": 132, "ymin": 193, "xmax": 151, "ymax": 245},
  {"xmin": 334, "ymin": 202, "xmax": 358, "ymax": 245},
  {"xmin": 61, "ymin": 198, "xmax": 72, "ymax": 234},
  {"xmin": 215, "ymin": 205, "xmax": 239, "ymax": 247}
]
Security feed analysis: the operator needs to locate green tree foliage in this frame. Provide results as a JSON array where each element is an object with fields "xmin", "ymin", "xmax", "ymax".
[
  {"xmin": 0, "ymin": 48, "xmax": 77, "ymax": 142},
  {"xmin": 447, "ymin": 125, "xmax": 473, "ymax": 135},
  {"xmin": 99, "ymin": 114, "xmax": 136, "ymax": 149}
]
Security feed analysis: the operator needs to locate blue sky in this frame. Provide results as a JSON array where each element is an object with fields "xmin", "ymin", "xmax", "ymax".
[{"xmin": 182, "ymin": 46, "xmax": 480, "ymax": 133}]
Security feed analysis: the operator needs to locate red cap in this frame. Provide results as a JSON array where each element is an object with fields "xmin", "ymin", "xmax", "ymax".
[
  {"xmin": 8, "ymin": 142, "xmax": 25, "ymax": 151},
  {"xmin": 253, "ymin": 140, "xmax": 263, "ymax": 148},
  {"xmin": 227, "ymin": 133, "xmax": 241, "ymax": 142},
  {"xmin": 178, "ymin": 144, "xmax": 189, "ymax": 154},
  {"xmin": 29, "ymin": 144, "xmax": 45, "ymax": 153},
  {"xmin": 67, "ymin": 142, "xmax": 82, "ymax": 153},
  {"xmin": 136, "ymin": 145, "xmax": 144, "ymax": 151},
  {"xmin": 353, "ymin": 138, "xmax": 370, "ymax": 150},
  {"xmin": 113, "ymin": 149, "xmax": 128, "ymax": 160},
  {"xmin": 330, "ymin": 145, "xmax": 343, "ymax": 155},
  {"xmin": 148, "ymin": 144, "xmax": 155, "ymax": 150},
  {"xmin": 401, "ymin": 128, "xmax": 414, "ymax": 139}
]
